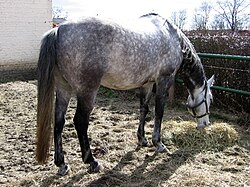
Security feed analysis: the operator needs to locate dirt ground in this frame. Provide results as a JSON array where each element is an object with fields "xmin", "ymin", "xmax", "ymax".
[{"xmin": 0, "ymin": 81, "xmax": 249, "ymax": 187}]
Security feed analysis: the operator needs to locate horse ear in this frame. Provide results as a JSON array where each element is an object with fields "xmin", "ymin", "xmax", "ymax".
[{"xmin": 207, "ymin": 75, "xmax": 215, "ymax": 87}]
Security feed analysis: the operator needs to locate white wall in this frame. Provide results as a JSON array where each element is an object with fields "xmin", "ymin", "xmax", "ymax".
[{"xmin": 0, "ymin": 0, "xmax": 52, "ymax": 65}]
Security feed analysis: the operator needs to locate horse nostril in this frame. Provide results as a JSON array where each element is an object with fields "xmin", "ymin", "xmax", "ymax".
[
  {"xmin": 196, "ymin": 124, "xmax": 205, "ymax": 130},
  {"xmin": 196, "ymin": 121, "xmax": 210, "ymax": 130},
  {"xmin": 203, "ymin": 121, "xmax": 210, "ymax": 126}
]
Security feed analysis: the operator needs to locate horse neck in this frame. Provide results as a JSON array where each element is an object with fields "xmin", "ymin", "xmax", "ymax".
[{"xmin": 179, "ymin": 34, "xmax": 206, "ymax": 94}]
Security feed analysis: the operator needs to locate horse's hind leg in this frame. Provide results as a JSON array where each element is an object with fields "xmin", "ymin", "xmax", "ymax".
[
  {"xmin": 74, "ymin": 93, "xmax": 100, "ymax": 172},
  {"xmin": 137, "ymin": 84, "xmax": 153, "ymax": 146},
  {"xmin": 54, "ymin": 90, "xmax": 70, "ymax": 176}
]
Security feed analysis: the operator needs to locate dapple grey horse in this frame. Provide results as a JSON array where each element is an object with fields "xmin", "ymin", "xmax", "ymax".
[{"xmin": 36, "ymin": 13, "xmax": 214, "ymax": 175}]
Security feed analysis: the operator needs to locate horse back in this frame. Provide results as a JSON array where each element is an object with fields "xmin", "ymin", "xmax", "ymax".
[{"xmin": 55, "ymin": 16, "xmax": 183, "ymax": 91}]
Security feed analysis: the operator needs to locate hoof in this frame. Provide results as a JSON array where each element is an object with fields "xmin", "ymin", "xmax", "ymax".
[
  {"xmin": 138, "ymin": 138, "xmax": 148, "ymax": 147},
  {"xmin": 89, "ymin": 160, "xmax": 101, "ymax": 173},
  {"xmin": 155, "ymin": 142, "xmax": 170, "ymax": 154},
  {"xmin": 57, "ymin": 164, "xmax": 70, "ymax": 176}
]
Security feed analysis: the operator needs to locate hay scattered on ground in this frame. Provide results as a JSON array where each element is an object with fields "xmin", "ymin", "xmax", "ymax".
[
  {"xmin": 162, "ymin": 120, "xmax": 239, "ymax": 152},
  {"xmin": 0, "ymin": 81, "xmax": 249, "ymax": 187}
]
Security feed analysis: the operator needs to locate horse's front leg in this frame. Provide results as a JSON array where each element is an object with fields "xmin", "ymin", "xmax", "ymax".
[
  {"xmin": 54, "ymin": 91, "xmax": 70, "ymax": 176},
  {"xmin": 152, "ymin": 76, "xmax": 173, "ymax": 153},
  {"xmin": 74, "ymin": 95, "xmax": 100, "ymax": 173}
]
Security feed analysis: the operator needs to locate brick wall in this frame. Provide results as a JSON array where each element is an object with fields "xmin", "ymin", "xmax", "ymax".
[{"xmin": 0, "ymin": 0, "xmax": 52, "ymax": 80}]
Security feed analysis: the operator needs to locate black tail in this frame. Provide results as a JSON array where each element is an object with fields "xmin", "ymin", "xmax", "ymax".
[{"xmin": 36, "ymin": 28, "xmax": 58, "ymax": 164}]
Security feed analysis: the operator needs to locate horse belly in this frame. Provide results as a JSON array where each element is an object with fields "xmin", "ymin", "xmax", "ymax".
[{"xmin": 101, "ymin": 71, "xmax": 151, "ymax": 90}]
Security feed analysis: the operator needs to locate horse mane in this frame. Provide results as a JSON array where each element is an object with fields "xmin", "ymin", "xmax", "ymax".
[
  {"xmin": 140, "ymin": 13, "xmax": 159, "ymax": 18},
  {"xmin": 178, "ymin": 30, "xmax": 206, "ymax": 91}
]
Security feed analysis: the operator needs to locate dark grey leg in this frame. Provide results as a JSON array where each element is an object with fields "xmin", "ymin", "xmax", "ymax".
[
  {"xmin": 74, "ymin": 95, "xmax": 100, "ymax": 172},
  {"xmin": 137, "ymin": 84, "xmax": 153, "ymax": 146},
  {"xmin": 152, "ymin": 76, "xmax": 174, "ymax": 152},
  {"xmin": 54, "ymin": 91, "xmax": 70, "ymax": 176}
]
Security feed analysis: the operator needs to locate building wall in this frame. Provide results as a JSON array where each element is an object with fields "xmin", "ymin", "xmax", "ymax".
[{"xmin": 0, "ymin": 0, "xmax": 52, "ymax": 66}]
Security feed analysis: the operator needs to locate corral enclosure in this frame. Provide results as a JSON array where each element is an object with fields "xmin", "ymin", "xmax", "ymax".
[
  {"xmin": 0, "ymin": 7, "xmax": 249, "ymax": 185},
  {"xmin": 0, "ymin": 81, "xmax": 249, "ymax": 186}
]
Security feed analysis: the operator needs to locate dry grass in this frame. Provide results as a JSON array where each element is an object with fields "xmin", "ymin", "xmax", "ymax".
[{"xmin": 162, "ymin": 120, "xmax": 239, "ymax": 153}]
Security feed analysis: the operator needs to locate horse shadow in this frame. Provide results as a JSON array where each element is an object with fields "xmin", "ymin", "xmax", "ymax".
[{"xmin": 56, "ymin": 146, "xmax": 194, "ymax": 187}]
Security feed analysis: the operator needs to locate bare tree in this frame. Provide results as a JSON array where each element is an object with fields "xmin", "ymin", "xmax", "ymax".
[
  {"xmin": 53, "ymin": 6, "xmax": 68, "ymax": 19},
  {"xmin": 170, "ymin": 9, "xmax": 187, "ymax": 30},
  {"xmin": 215, "ymin": 0, "xmax": 250, "ymax": 31},
  {"xmin": 211, "ymin": 14, "xmax": 227, "ymax": 30},
  {"xmin": 192, "ymin": 1, "xmax": 212, "ymax": 30},
  {"xmin": 52, "ymin": 6, "xmax": 68, "ymax": 27}
]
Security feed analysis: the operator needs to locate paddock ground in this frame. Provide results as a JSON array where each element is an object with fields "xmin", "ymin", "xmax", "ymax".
[{"xmin": 0, "ymin": 81, "xmax": 249, "ymax": 186}]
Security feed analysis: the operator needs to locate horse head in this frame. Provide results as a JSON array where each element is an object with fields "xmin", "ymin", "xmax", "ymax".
[{"xmin": 186, "ymin": 75, "xmax": 214, "ymax": 129}]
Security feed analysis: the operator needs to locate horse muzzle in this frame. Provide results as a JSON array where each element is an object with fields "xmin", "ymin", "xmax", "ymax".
[{"xmin": 196, "ymin": 121, "xmax": 211, "ymax": 129}]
